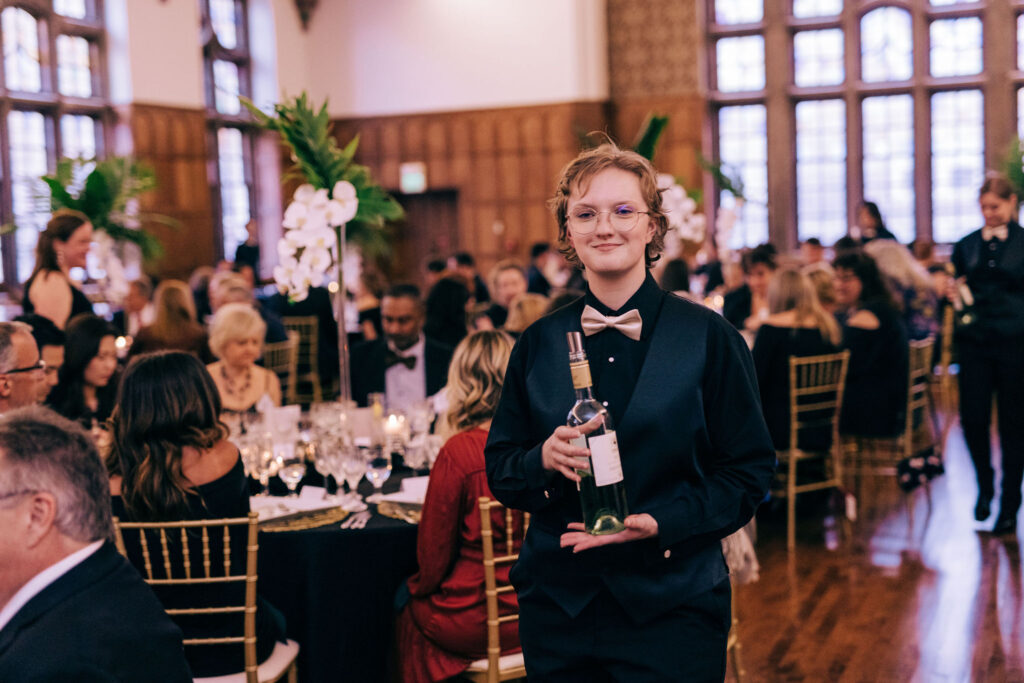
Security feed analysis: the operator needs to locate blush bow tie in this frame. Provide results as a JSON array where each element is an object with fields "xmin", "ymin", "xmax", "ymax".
[
  {"xmin": 982, "ymin": 224, "xmax": 1009, "ymax": 242},
  {"xmin": 580, "ymin": 305, "xmax": 643, "ymax": 341},
  {"xmin": 385, "ymin": 350, "xmax": 417, "ymax": 370}
]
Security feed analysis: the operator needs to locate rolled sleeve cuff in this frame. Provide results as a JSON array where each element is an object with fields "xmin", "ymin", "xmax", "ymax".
[{"xmin": 524, "ymin": 444, "xmax": 563, "ymax": 507}]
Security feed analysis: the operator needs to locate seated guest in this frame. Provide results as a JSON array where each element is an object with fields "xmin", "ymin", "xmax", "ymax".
[
  {"xmin": 266, "ymin": 285, "xmax": 340, "ymax": 397},
  {"xmin": 451, "ymin": 251, "xmax": 491, "ymax": 304},
  {"xmin": 802, "ymin": 262, "xmax": 838, "ymax": 314},
  {"xmin": 424, "ymin": 258, "xmax": 447, "ymax": 289},
  {"xmin": 800, "ymin": 237, "xmax": 826, "ymax": 266},
  {"xmin": 22, "ymin": 210, "xmax": 94, "ymax": 329},
  {"xmin": 424, "ymin": 277, "xmax": 470, "ymax": 350},
  {"xmin": 212, "ymin": 274, "xmax": 288, "ymax": 344},
  {"xmin": 207, "ymin": 303, "xmax": 281, "ymax": 415},
  {"xmin": 864, "ymin": 239, "xmax": 938, "ymax": 341},
  {"xmin": 46, "ymin": 315, "xmax": 119, "ymax": 431},
  {"xmin": 130, "ymin": 280, "xmax": 212, "ymax": 361},
  {"xmin": 0, "ymin": 322, "xmax": 46, "ymax": 412},
  {"xmin": 189, "ymin": 265, "xmax": 216, "ymax": 323},
  {"xmin": 14, "ymin": 315, "xmax": 64, "ymax": 403},
  {"xmin": 751, "ymin": 268, "xmax": 841, "ymax": 450},
  {"xmin": 833, "ymin": 252, "xmax": 909, "ymax": 438},
  {"xmin": 853, "ymin": 200, "xmax": 898, "ymax": 243},
  {"xmin": 527, "ymin": 242, "xmax": 554, "ymax": 296},
  {"xmin": 350, "ymin": 284, "xmax": 454, "ymax": 411},
  {"xmin": 484, "ymin": 260, "xmax": 528, "ymax": 328},
  {"xmin": 107, "ymin": 352, "xmax": 287, "ymax": 677},
  {"xmin": 659, "ymin": 257, "xmax": 695, "ymax": 300},
  {"xmin": 111, "ymin": 277, "xmax": 155, "ymax": 337},
  {"xmin": 0, "ymin": 407, "xmax": 191, "ymax": 681},
  {"xmin": 723, "ymin": 243, "xmax": 777, "ymax": 332},
  {"xmin": 504, "ymin": 292, "xmax": 549, "ymax": 337},
  {"xmin": 397, "ymin": 331, "xmax": 525, "ymax": 683},
  {"xmin": 355, "ymin": 269, "xmax": 386, "ymax": 341}
]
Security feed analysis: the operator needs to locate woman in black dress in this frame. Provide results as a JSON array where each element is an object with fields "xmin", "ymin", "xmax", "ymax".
[
  {"xmin": 23, "ymin": 209, "xmax": 95, "ymax": 329},
  {"xmin": 832, "ymin": 252, "xmax": 908, "ymax": 439},
  {"xmin": 46, "ymin": 314, "xmax": 119, "ymax": 433},
  {"xmin": 752, "ymin": 267, "xmax": 841, "ymax": 451},
  {"xmin": 107, "ymin": 351, "xmax": 286, "ymax": 677}
]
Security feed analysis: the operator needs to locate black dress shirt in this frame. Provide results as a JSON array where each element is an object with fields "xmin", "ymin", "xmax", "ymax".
[{"xmin": 580, "ymin": 273, "xmax": 664, "ymax": 426}]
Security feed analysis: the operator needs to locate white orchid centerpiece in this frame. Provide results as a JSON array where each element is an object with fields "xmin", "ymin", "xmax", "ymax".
[
  {"xmin": 274, "ymin": 180, "xmax": 358, "ymax": 301},
  {"xmin": 657, "ymin": 173, "xmax": 707, "ymax": 244}
]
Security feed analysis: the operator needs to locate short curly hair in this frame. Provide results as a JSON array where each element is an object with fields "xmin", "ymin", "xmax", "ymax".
[{"xmin": 548, "ymin": 142, "xmax": 669, "ymax": 270}]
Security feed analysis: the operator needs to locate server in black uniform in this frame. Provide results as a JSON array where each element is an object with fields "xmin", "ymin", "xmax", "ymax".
[
  {"xmin": 952, "ymin": 173, "xmax": 1024, "ymax": 535},
  {"xmin": 485, "ymin": 142, "xmax": 775, "ymax": 681}
]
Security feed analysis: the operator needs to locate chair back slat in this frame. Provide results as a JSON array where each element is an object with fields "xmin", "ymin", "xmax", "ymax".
[
  {"xmin": 263, "ymin": 331, "xmax": 300, "ymax": 405},
  {"xmin": 787, "ymin": 351, "xmax": 850, "ymax": 453},
  {"xmin": 112, "ymin": 513, "xmax": 261, "ymax": 683},
  {"xmin": 477, "ymin": 497, "xmax": 528, "ymax": 683},
  {"xmin": 282, "ymin": 315, "xmax": 324, "ymax": 403}
]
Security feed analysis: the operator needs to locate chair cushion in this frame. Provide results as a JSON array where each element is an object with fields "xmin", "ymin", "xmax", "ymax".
[
  {"xmin": 466, "ymin": 651, "xmax": 525, "ymax": 673},
  {"xmin": 193, "ymin": 639, "xmax": 300, "ymax": 683}
]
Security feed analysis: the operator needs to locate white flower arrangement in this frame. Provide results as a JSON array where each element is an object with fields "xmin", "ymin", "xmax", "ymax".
[
  {"xmin": 91, "ymin": 231, "xmax": 130, "ymax": 305},
  {"xmin": 273, "ymin": 181, "xmax": 358, "ymax": 302},
  {"xmin": 657, "ymin": 173, "xmax": 707, "ymax": 244}
]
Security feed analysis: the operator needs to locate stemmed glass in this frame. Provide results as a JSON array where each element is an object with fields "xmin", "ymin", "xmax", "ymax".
[
  {"xmin": 277, "ymin": 443, "xmax": 307, "ymax": 498},
  {"xmin": 364, "ymin": 445, "xmax": 392, "ymax": 503},
  {"xmin": 339, "ymin": 447, "xmax": 368, "ymax": 503},
  {"xmin": 312, "ymin": 444, "xmax": 337, "ymax": 497},
  {"xmin": 252, "ymin": 433, "xmax": 276, "ymax": 496}
]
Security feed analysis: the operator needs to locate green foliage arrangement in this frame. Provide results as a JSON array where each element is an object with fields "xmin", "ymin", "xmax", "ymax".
[
  {"xmin": 242, "ymin": 93, "xmax": 404, "ymax": 258},
  {"xmin": 40, "ymin": 157, "xmax": 174, "ymax": 262},
  {"xmin": 1003, "ymin": 137, "xmax": 1024, "ymax": 202}
]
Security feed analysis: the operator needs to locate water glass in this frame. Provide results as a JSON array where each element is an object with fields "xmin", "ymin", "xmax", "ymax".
[
  {"xmin": 339, "ymin": 448, "xmax": 368, "ymax": 501},
  {"xmin": 277, "ymin": 443, "xmax": 306, "ymax": 498},
  {"xmin": 364, "ymin": 446, "xmax": 391, "ymax": 503}
]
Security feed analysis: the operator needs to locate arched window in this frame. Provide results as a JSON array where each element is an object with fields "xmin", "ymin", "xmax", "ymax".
[
  {"xmin": 707, "ymin": 0, "xmax": 1016, "ymax": 248},
  {"xmin": 0, "ymin": 0, "xmax": 108, "ymax": 287},
  {"xmin": 201, "ymin": 0, "xmax": 255, "ymax": 262}
]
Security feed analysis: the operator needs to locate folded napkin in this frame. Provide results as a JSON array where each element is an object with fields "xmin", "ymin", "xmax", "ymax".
[
  {"xmin": 250, "ymin": 488, "xmax": 341, "ymax": 521},
  {"xmin": 378, "ymin": 476, "xmax": 430, "ymax": 505}
]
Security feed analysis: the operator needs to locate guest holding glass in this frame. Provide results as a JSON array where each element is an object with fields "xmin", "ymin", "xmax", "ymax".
[
  {"xmin": 397, "ymin": 330, "xmax": 525, "ymax": 683},
  {"xmin": 129, "ymin": 279, "xmax": 212, "ymax": 361},
  {"xmin": 107, "ymin": 351, "xmax": 287, "ymax": 677},
  {"xmin": 952, "ymin": 174, "xmax": 1024, "ymax": 534},
  {"xmin": 832, "ymin": 252, "xmax": 908, "ymax": 439},
  {"xmin": 22, "ymin": 209, "xmax": 95, "ymax": 329},
  {"xmin": 752, "ymin": 268, "xmax": 841, "ymax": 451},
  {"xmin": 485, "ymin": 142, "xmax": 774, "ymax": 679},
  {"xmin": 46, "ymin": 314, "xmax": 119, "ymax": 432},
  {"xmin": 207, "ymin": 303, "xmax": 281, "ymax": 416}
]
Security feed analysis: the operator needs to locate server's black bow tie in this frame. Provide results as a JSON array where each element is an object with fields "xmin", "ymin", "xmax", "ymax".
[{"xmin": 385, "ymin": 350, "xmax": 417, "ymax": 370}]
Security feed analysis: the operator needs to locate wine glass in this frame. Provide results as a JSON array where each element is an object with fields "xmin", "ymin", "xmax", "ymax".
[
  {"xmin": 312, "ymin": 446, "xmax": 339, "ymax": 499},
  {"xmin": 252, "ymin": 433, "xmax": 276, "ymax": 496},
  {"xmin": 339, "ymin": 448, "xmax": 368, "ymax": 503},
  {"xmin": 277, "ymin": 443, "xmax": 306, "ymax": 498},
  {"xmin": 364, "ymin": 445, "xmax": 392, "ymax": 503}
]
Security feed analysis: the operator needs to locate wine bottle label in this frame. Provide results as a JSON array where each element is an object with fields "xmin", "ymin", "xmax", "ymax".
[
  {"xmin": 588, "ymin": 431, "xmax": 623, "ymax": 486},
  {"xmin": 569, "ymin": 361, "xmax": 592, "ymax": 390},
  {"xmin": 569, "ymin": 436, "xmax": 590, "ymax": 474}
]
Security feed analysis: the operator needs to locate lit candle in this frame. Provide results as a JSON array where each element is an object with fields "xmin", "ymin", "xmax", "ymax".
[{"xmin": 384, "ymin": 414, "xmax": 401, "ymax": 437}]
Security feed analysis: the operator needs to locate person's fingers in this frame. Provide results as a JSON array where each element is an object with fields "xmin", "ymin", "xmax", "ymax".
[
  {"xmin": 555, "ymin": 464, "xmax": 581, "ymax": 483},
  {"xmin": 566, "ymin": 522, "xmax": 586, "ymax": 532},
  {"xmin": 577, "ymin": 415, "xmax": 604, "ymax": 435}
]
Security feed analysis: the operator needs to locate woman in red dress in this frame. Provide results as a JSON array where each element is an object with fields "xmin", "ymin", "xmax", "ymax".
[{"xmin": 397, "ymin": 330, "xmax": 525, "ymax": 682}]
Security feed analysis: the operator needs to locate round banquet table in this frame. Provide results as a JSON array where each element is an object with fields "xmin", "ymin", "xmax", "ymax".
[{"xmin": 257, "ymin": 475, "xmax": 419, "ymax": 683}]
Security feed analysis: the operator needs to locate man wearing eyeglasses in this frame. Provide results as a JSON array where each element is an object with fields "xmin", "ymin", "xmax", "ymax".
[{"xmin": 0, "ymin": 323, "xmax": 46, "ymax": 413}]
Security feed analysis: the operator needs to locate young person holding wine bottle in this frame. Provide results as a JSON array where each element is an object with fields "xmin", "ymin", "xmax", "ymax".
[{"xmin": 485, "ymin": 142, "xmax": 776, "ymax": 680}]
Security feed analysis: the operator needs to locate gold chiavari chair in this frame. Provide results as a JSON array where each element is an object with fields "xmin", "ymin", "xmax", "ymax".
[
  {"xmin": 464, "ymin": 498, "xmax": 529, "ymax": 683},
  {"xmin": 281, "ymin": 316, "xmax": 323, "ymax": 404},
  {"xmin": 846, "ymin": 338, "xmax": 939, "ymax": 526},
  {"xmin": 773, "ymin": 350, "xmax": 851, "ymax": 551},
  {"xmin": 113, "ymin": 513, "xmax": 299, "ymax": 683},
  {"xmin": 262, "ymin": 331, "xmax": 299, "ymax": 405}
]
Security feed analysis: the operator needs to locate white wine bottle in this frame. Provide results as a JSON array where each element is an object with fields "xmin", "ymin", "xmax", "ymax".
[{"xmin": 566, "ymin": 331, "xmax": 628, "ymax": 535}]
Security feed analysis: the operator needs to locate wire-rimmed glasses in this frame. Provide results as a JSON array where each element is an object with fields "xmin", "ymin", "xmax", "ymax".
[{"xmin": 567, "ymin": 205, "xmax": 650, "ymax": 234}]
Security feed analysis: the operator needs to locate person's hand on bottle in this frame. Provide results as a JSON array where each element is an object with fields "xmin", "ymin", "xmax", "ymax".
[
  {"xmin": 540, "ymin": 415, "xmax": 602, "ymax": 483},
  {"xmin": 559, "ymin": 514, "xmax": 659, "ymax": 553}
]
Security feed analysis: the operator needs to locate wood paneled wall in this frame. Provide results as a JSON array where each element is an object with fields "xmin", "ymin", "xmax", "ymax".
[
  {"xmin": 332, "ymin": 101, "xmax": 608, "ymax": 276},
  {"xmin": 612, "ymin": 95, "xmax": 706, "ymax": 194},
  {"xmin": 119, "ymin": 103, "xmax": 216, "ymax": 279}
]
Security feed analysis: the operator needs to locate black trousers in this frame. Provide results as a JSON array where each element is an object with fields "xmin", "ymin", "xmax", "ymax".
[
  {"xmin": 517, "ymin": 580, "xmax": 731, "ymax": 682},
  {"xmin": 958, "ymin": 337, "xmax": 1024, "ymax": 516}
]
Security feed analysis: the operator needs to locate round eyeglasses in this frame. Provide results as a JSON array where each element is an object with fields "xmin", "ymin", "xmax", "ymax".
[{"xmin": 567, "ymin": 206, "xmax": 649, "ymax": 235}]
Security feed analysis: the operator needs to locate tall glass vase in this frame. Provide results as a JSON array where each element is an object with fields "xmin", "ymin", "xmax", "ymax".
[{"xmin": 335, "ymin": 224, "xmax": 351, "ymax": 403}]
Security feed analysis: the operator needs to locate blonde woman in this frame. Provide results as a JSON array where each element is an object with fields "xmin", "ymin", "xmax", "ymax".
[
  {"xmin": 751, "ymin": 267, "xmax": 841, "ymax": 450},
  {"xmin": 207, "ymin": 303, "xmax": 281, "ymax": 415},
  {"xmin": 130, "ymin": 279, "xmax": 211, "ymax": 361},
  {"xmin": 802, "ymin": 261, "xmax": 838, "ymax": 314},
  {"xmin": 396, "ymin": 330, "xmax": 525, "ymax": 683},
  {"xmin": 504, "ymin": 292, "xmax": 549, "ymax": 336}
]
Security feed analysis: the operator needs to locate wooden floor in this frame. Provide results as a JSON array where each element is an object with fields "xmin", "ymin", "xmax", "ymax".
[{"xmin": 733, "ymin": 422, "xmax": 1024, "ymax": 683}]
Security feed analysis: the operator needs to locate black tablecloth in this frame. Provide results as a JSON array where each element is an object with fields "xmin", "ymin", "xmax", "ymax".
[{"xmin": 258, "ymin": 475, "xmax": 418, "ymax": 683}]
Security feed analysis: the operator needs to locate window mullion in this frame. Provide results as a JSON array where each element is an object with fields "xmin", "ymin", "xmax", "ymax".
[{"xmin": 764, "ymin": 0, "xmax": 794, "ymax": 250}]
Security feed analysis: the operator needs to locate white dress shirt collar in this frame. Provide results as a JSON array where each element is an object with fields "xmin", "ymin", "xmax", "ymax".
[
  {"xmin": 0, "ymin": 540, "xmax": 103, "ymax": 634},
  {"xmin": 385, "ymin": 335, "xmax": 427, "ymax": 412}
]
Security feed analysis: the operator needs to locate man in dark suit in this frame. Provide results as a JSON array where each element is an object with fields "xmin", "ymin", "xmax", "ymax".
[
  {"xmin": 350, "ymin": 284, "xmax": 454, "ymax": 411},
  {"xmin": 486, "ymin": 144, "xmax": 774, "ymax": 679},
  {"xmin": 0, "ymin": 407, "xmax": 192, "ymax": 682},
  {"xmin": 111, "ymin": 277, "xmax": 154, "ymax": 337}
]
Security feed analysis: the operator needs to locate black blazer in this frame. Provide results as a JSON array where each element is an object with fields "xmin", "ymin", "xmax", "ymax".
[
  {"xmin": 952, "ymin": 221, "xmax": 1024, "ymax": 343},
  {"xmin": 0, "ymin": 542, "xmax": 192, "ymax": 682},
  {"xmin": 485, "ymin": 293, "xmax": 775, "ymax": 623},
  {"xmin": 722, "ymin": 283, "xmax": 752, "ymax": 330},
  {"xmin": 349, "ymin": 336, "xmax": 454, "ymax": 407}
]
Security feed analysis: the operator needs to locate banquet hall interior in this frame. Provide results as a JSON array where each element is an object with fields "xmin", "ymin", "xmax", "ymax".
[{"xmin": 0, "ymin": 1, "xmax": 1022, "ymax": 682}]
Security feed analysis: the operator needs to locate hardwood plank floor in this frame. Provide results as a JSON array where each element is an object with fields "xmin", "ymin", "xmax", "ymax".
[{"xmin": 733, "ymin": 423, "xmax": 1024, "ymax": 682}]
